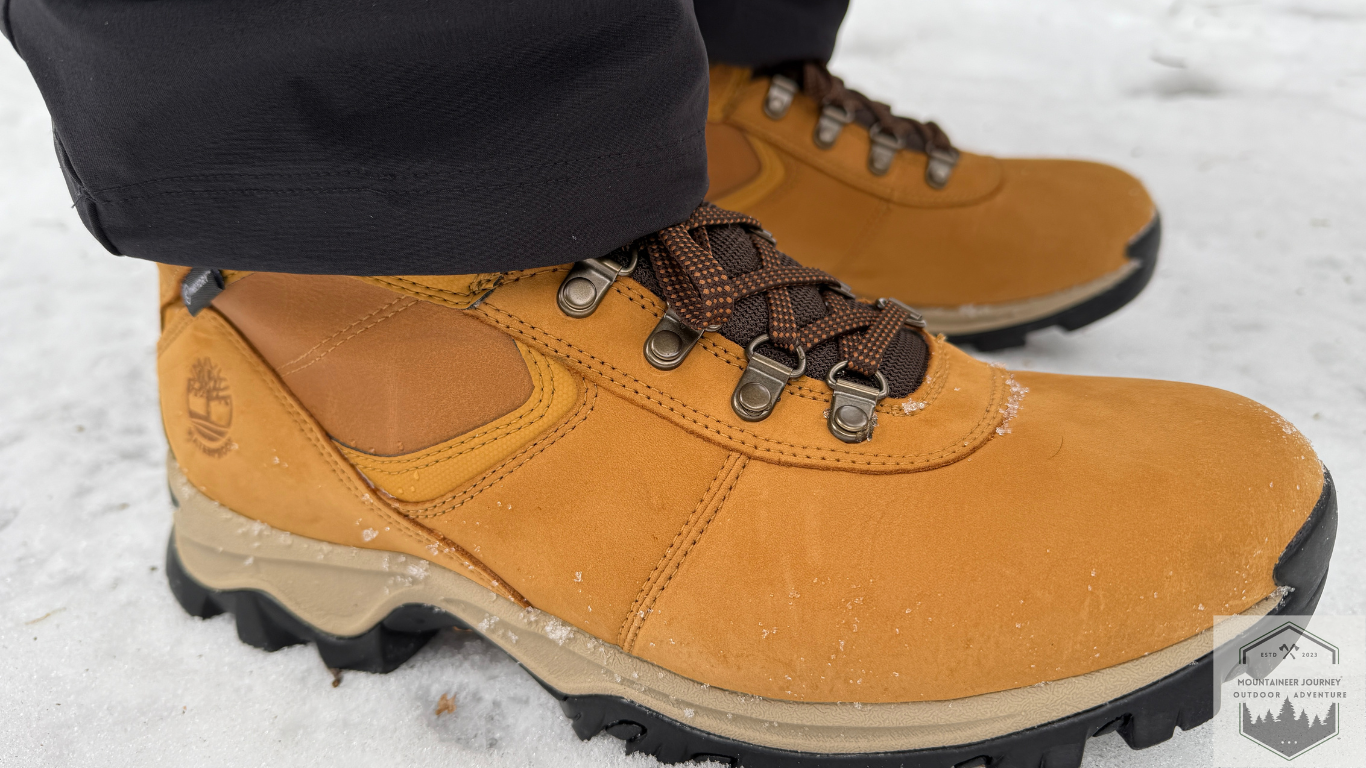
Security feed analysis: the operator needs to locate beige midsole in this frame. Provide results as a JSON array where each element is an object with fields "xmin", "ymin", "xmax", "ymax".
[
  {"xmin": 918, "ymin": 258, "xmax": 1142, "ymax": 336},
  {"xmin": 170, "ymin": 460, "xmax": 1278, "ymax": 754}
]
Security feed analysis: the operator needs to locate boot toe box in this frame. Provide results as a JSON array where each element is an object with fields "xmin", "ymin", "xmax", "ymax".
[
  {"xmin": 873, "ymin": 158, "xmax": 1157, "ymax": 308},
  {"xmin": 985, "ymin": 158, "xmax": 1156, "ymax": 300},
  {"xmin": 630, "ymin": 373, "xmax": 1324, "ymax": 704}
]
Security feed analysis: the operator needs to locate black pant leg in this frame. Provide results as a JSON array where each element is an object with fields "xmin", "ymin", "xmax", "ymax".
[
  {"xmin": 693, "ymin": 0, "xmax": 849, "ymax": 67},
  {"xmin": 3, "ymin": 0, "xmax": 708, "ymax": 275}
]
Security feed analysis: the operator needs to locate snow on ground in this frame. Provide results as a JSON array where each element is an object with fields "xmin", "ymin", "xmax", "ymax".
[{"xmin": 1, "ymin": 1, "xmax": 1362, "ymax": 765}]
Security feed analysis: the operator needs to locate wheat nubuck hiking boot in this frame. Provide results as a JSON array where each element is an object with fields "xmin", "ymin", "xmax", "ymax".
[
  {"xmin": 705, "ymin": 63, "xmax": 1161, "ymax": 350},
  {"xmin": 158, "ymin": 205, "xmax": 1332, "ymax": 768}
]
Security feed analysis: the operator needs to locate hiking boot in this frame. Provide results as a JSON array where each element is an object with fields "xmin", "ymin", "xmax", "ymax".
[
  {"xmin": 157, "ymin": 204, "xmax": 1332, "ymax": 767},
  {"xmin": 706, "ymin": 63, "xmax": 1161, "ymax": 350}
]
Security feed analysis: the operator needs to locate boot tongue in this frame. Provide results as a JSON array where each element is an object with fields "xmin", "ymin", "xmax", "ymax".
[{"xmin": 627, "ymin": 224, "xmax": 929, "ymax": 398}]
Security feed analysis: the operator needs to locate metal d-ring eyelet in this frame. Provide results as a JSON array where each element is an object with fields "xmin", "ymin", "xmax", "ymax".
[
  {"xmin": 764, "ymin": 75, "xmax": 799, "ymax": 120},
  {"xmin": 813, "ymin": 104, "xmax": 852, "ymax": 149},
  {"xmin": 556, "ymin": 248, "xmax": 638, "ymax": 319},
  {"xmin": 825, "ymin": 361, "xmax": 890, "ymax": 443},
  {"xmin": 644, "ymin": 307, "xmax": 708, "ymax": 370},
  {"xmin": 732, "ymin": 335, "xmax": 806, "ymax": 422},
  {"xmin": 875, "ymin": 297, "xmax": 927, "ymax": 329},
  {"xmin": 867, "ymin": 125, "xmax": 903, "ymax": 177},
  {"xmin": 925, "ymin": 145, "xmax": 960, "ymax": 189}
]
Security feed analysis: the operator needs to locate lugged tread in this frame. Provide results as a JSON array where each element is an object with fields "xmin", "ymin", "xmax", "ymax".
[
  {"xmin": 165, "ymin": 537, "xmax": 468, "ymax": 673},
  {"xmin": 165, "ymin": 465, "xmax": 1334, "ymax": 768},
  {"xmin": 1038, "ymin": 741, "xmax": 1085, "ymax": 768}
]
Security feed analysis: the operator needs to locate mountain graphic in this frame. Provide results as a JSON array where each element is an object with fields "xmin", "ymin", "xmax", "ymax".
[{"xmin": 1241, "ymin": 698, "xmax": 1338, "ymax": 758}]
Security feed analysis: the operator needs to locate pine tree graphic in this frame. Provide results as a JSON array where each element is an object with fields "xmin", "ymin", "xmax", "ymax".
[{"xmin": 1241, "ymin": 698, "xmax": 1338, "ymax": 758}]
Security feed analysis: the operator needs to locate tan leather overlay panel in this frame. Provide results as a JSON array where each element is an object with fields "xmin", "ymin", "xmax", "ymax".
[
  {"xmin": 705, "ymin": 123, "xmax": 762, "ymax": 200},
  {"xmin": 213, "ymin": 272, "xmax": 533, "ymax": 455},
  {"xmin": 339, "ymin": 341, "xmax": 581, "ymax": 502},
  {"xmin": 709, "ymin": 135, "xmax": 789, "ymax": 214},
  {"xmin": 718, "ymin": 145, "xmax": 882, "ymax": 265}
]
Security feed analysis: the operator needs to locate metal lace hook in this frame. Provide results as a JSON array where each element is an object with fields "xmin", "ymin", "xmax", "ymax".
[
  {"xmin": 825, "ymin": 361, "xmax": 889, "ymax": 443},
  {"xmin": 731, "ymin": 334, "xmax": 806, "ymax": 422},
  {"xmin": 556, "ymin": 246, "xmax": 639, "ymax": 318}
]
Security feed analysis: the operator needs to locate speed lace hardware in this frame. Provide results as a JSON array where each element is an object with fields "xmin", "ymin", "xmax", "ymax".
[
  {"xmin": 876, "ymin": 297, "xmax": 927, "ymax": 328},
  {"xmin": 763, "ymin": 75, "xmax": 799, "ymax": 119},
  {"xmin": 557, "ymin": 249, "xmax": 638, "ymax": 318},
  {"xmin": 826, "ymin": 361, "xmax": 889, "ymax": 443},
  {"xmin": 813, "ymin": 104, "xmax": 852, "ymax": 149},
  {"xmin": 641, "ymin": 205, "xmax": 922, "ymax": 433},
  {"xmin": 867, "ymin": 126, "xmax": 903, "ymax": 177},
  {"xmin": 925, "ymin": 145, "xmax": 961, "ymax": 190},
  {"xmin": 733, "ymin": 335, "xmax": 806, "ymax": 422},
  {"xmin": 565, "ymin": 204, "xmax": 926, "ymax": 438},
  {"xmin": 763, "ymin": 64, "xmax": 960, "ymax": 188},
  {"xmin": 644, "ymin": 308, "xmax": 709, "ymax": 370}
]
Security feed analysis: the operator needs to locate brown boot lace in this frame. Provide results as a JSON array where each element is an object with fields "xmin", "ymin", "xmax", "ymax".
[
  {"xmin": 761, "ymin": 61, "xmax": 959, "ymax": 187},
  {"xmin": 557, "ymin": 204, "xmax": 928, "ymax": 443}
]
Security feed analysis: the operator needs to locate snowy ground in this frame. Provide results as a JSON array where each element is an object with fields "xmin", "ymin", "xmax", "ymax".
[{"xmin": 1, "ymin": 1, "xmax": 1362, "ymax": 765}]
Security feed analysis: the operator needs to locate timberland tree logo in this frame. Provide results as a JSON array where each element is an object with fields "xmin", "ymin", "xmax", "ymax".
[{"xmin": 186, "ymin": 357, "xmax": 234, "ymax": 457}]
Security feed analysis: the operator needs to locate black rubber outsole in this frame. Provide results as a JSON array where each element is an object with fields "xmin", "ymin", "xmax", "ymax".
[
  {"xmin": 166, "ymin": 468, "xmax": 1335, "ymax": 768},
  {"xmin": 948, "ymin": 215, "xmax": 1162, "ymax": 352}
]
